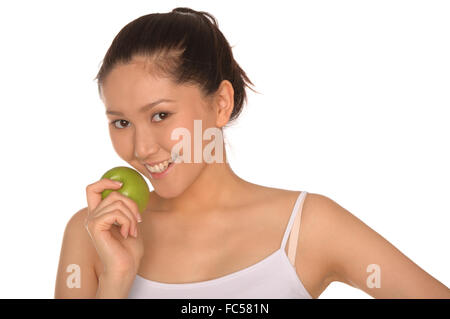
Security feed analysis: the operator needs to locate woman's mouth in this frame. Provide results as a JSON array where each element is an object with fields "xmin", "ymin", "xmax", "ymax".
[{"xmin": 145, "ymin": 156, "xmax": 178, "ymax": 179}]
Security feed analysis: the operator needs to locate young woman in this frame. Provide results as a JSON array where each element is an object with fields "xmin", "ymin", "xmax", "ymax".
[{"xmin": 54, "ymin": 7, "xmax": 450, "ymax": 299}]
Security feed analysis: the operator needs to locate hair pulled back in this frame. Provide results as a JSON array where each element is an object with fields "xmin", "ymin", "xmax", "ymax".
[{"xmin": 94, "ymin": 7, "xmax": 257, "ymax": 124}]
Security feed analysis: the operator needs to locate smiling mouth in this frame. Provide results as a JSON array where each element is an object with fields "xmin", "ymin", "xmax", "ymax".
[
  {"xmin": 145, "ymin": 153, "xmax": 179, "ymax": 173},
  {"xmin": 145, "ymin": 160, "xmax": 171, "ymax": 173}
]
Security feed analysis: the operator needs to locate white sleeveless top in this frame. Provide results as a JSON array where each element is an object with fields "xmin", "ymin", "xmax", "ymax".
[{"xmin": 127, "ymin": 191, "xmax": 312, "ymax": 299}]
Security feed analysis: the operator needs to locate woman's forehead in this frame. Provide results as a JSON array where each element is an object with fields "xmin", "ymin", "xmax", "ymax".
[{"xmin": 101, "ymin": 70, "xmax": 206, "ymax": 110}]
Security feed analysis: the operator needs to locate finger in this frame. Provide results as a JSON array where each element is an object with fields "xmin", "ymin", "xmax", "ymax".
[
  {"xmin": 106, "ymin": 190, "xmax": 142, "ymax": 224},
  {"xmin": 86, "ymin": 178, "xmax": 123, "ymax": 214},
  {"xmin": 93, "ymin": 198, "xmax": 138, "ymax": 238},
  {"xmin": 93, "ymin": 209, "xmax": 131, "ymax": 239}
]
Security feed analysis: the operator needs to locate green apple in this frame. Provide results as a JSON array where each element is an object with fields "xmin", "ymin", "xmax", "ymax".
[{"xmin": 100, "ymin": 166, "xmax": 150, "ymax": 214}]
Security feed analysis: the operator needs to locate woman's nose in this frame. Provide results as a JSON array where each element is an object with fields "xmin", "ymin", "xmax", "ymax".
[
  {"xmin": 134, "ymin": 130, "xmax": 160, "ymax": 160},
  {"xmin": 134, "ymin": 143, "xmax": 160, "ymax": 160}
]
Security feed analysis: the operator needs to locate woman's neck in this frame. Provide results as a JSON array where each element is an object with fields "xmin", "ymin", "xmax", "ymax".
[{"xmin": 150, "ymin": 160, "xmax": 253, "ymax": 220}]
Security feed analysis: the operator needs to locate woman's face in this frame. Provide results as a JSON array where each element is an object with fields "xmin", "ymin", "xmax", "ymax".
[{"xmin": 100, "ymin": 56, "xmax": 223, "ymax": 199}]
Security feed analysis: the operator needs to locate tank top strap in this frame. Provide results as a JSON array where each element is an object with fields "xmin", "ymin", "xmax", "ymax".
[{"xmin": 280, "ymin": 191, "xmax": 308, "ymax": 251}]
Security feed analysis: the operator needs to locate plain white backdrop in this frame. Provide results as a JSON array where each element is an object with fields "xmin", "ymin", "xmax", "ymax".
[{"xmin": 0, "ymin": 0, "xmax": 448, "ymax": 298}]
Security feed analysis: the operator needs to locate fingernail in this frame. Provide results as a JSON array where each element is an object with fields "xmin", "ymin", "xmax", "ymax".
[
  {"xmin": 133, "ymin": 228, "xmax": 138, "ymax": 238},
  {"xmin": 114, "ymin": 181, "xmax": 123, "ymax": 186}
]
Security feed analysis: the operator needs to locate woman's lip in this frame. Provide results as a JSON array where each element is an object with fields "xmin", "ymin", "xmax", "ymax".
[
  {"xmin": 145, "ymin": 158, "xmax": 171, "ymax": 166},
  {"xmin": 146, "ymin": 161, "xmax": 175, "ymax": 179}
]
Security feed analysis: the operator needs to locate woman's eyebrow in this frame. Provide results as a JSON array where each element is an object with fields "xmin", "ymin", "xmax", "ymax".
[{"xmin": 105, "ymin": 98, "xmax": 176, "ymax": 116}]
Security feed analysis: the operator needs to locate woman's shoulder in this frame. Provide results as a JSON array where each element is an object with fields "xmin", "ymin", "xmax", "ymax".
[
  {"xmin": 243, "ymin": 185, "xmax": 324, "ymax": 238},
  {"xmin": 259, "ymin": 185, "xmax": 332, "ymax": 211},
  {"xmin": 65, "ymin": 207, "xmax": 104, "ymax": 280},
  {"xmin": 249, "ymin": 184, "xmax": 322, "ymax": 209},
  {"xmin": 249, "ymin": 186, "xmax": 340, "ymax": 297}
]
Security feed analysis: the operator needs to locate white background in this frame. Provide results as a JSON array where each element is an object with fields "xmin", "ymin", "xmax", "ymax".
[{"xmin": 0, "ymin": 0, "xmax": 448, "ymax": 298}]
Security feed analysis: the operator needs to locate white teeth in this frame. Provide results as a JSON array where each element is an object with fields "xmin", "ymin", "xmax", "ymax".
[
  {"xmin": 146, "ymin": 160, "xmax": 169, "ymax": 173},
  {"xmin": 145, "ymin": 154, "xmax": 180, "ymax": 174}
]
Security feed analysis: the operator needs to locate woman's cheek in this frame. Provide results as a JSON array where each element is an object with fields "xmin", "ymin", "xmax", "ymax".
[{"xmin": 110, "ymin": 132, "xmax": 132, "ymax": 158}]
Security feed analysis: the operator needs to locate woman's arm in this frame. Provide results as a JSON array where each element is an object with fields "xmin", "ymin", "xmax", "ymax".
[
  {"xmin": 313, "ymin": 194, "xmax": 450, "ymax": 298},
  {"xmin": 54, "ymin": 208, "xmax": 100, "ymax": 298}
]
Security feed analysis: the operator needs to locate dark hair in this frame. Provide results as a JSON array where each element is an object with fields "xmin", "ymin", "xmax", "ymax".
[{"xmin": 94, "ymin": 7, "xmax": 257, "ymax": 125}]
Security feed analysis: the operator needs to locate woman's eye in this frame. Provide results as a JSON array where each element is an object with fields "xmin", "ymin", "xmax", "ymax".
[
  {"xmin": 111, "ymin": 119, "xmax": 130, "ymax": 129},
  {"xmin": 152, "ymin": 112, "xmax": 170, "ymax": 122},
  {"xmin": 110, "ymin": 112, "xmax": 170, "ymax": 129}
]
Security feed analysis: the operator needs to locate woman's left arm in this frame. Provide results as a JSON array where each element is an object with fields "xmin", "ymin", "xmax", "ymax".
[{"xmin": 315, "ymin": 194, "xmax": 450, "ymax": 298}]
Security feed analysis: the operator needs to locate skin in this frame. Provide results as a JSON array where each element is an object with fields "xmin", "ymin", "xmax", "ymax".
[{"xmin": 54, "ymin": 54, "xmax": 450, "ymax": 299}]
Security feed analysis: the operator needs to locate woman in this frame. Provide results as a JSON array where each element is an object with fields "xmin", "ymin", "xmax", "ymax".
[{"xmin": 54, "ymin": 7, "xmax": 450, "ymax": 299}]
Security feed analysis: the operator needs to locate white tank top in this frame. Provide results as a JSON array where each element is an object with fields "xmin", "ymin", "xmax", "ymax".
[{"xmin": 127, "ymin": 191, "xmax": 312, "ymax": 299}]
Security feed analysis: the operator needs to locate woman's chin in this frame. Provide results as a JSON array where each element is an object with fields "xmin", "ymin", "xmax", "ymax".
[{"xmin": 152, "ymin": 186, "xmax": 182, "ymax": 199}]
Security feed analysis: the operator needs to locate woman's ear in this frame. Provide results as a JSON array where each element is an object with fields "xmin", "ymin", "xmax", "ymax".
[{"xmin": 214, "ymin": 80, "xmax": 234, "ymax": 128}]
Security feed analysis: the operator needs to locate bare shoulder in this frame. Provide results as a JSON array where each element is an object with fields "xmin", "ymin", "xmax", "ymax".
[
  {"xmin": 67, "ymin": 206, "xmax": 89, "ymax": 228},
  {"xmin": 280, "ymin": 191, "xmax": 342, "ymax": 298},
  {"xmin": 64, "ymin": 207, "xmax": 92, "ymax": 248},
  {"xmin": 295, "ymin": 191, "xmax": 371, "ymax": 284},
  {"xmin": 67, "ymin": 207, "xmax": 103, "ymax": 278},
  {"xmin": 296, "ymin": 192, "xmax": 450, "ymax": 298},
  {"xmin": 247, "ymin": 187, "xmax": 338, "ymax": 298},
  {"xmin": 54, "ymin": 207, "xmax": 102, "ymax": 298},
  {"xmin": 62, "ymin": 207, "xmax": 91, "ymax": 249}
]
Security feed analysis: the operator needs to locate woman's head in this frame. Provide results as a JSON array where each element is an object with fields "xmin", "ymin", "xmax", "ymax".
[
  {"xmin": 94, "ymin": 7, "xmax": 255, "ymax": 198},
  {"xmin": 95, "ymin": 7, "xmax": 255, "ymax": 124}
]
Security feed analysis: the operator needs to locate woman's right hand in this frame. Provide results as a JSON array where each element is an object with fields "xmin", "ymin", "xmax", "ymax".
[{"xmin": 84, "ymin": 178, "xmax": 144, "ymax": 279}]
